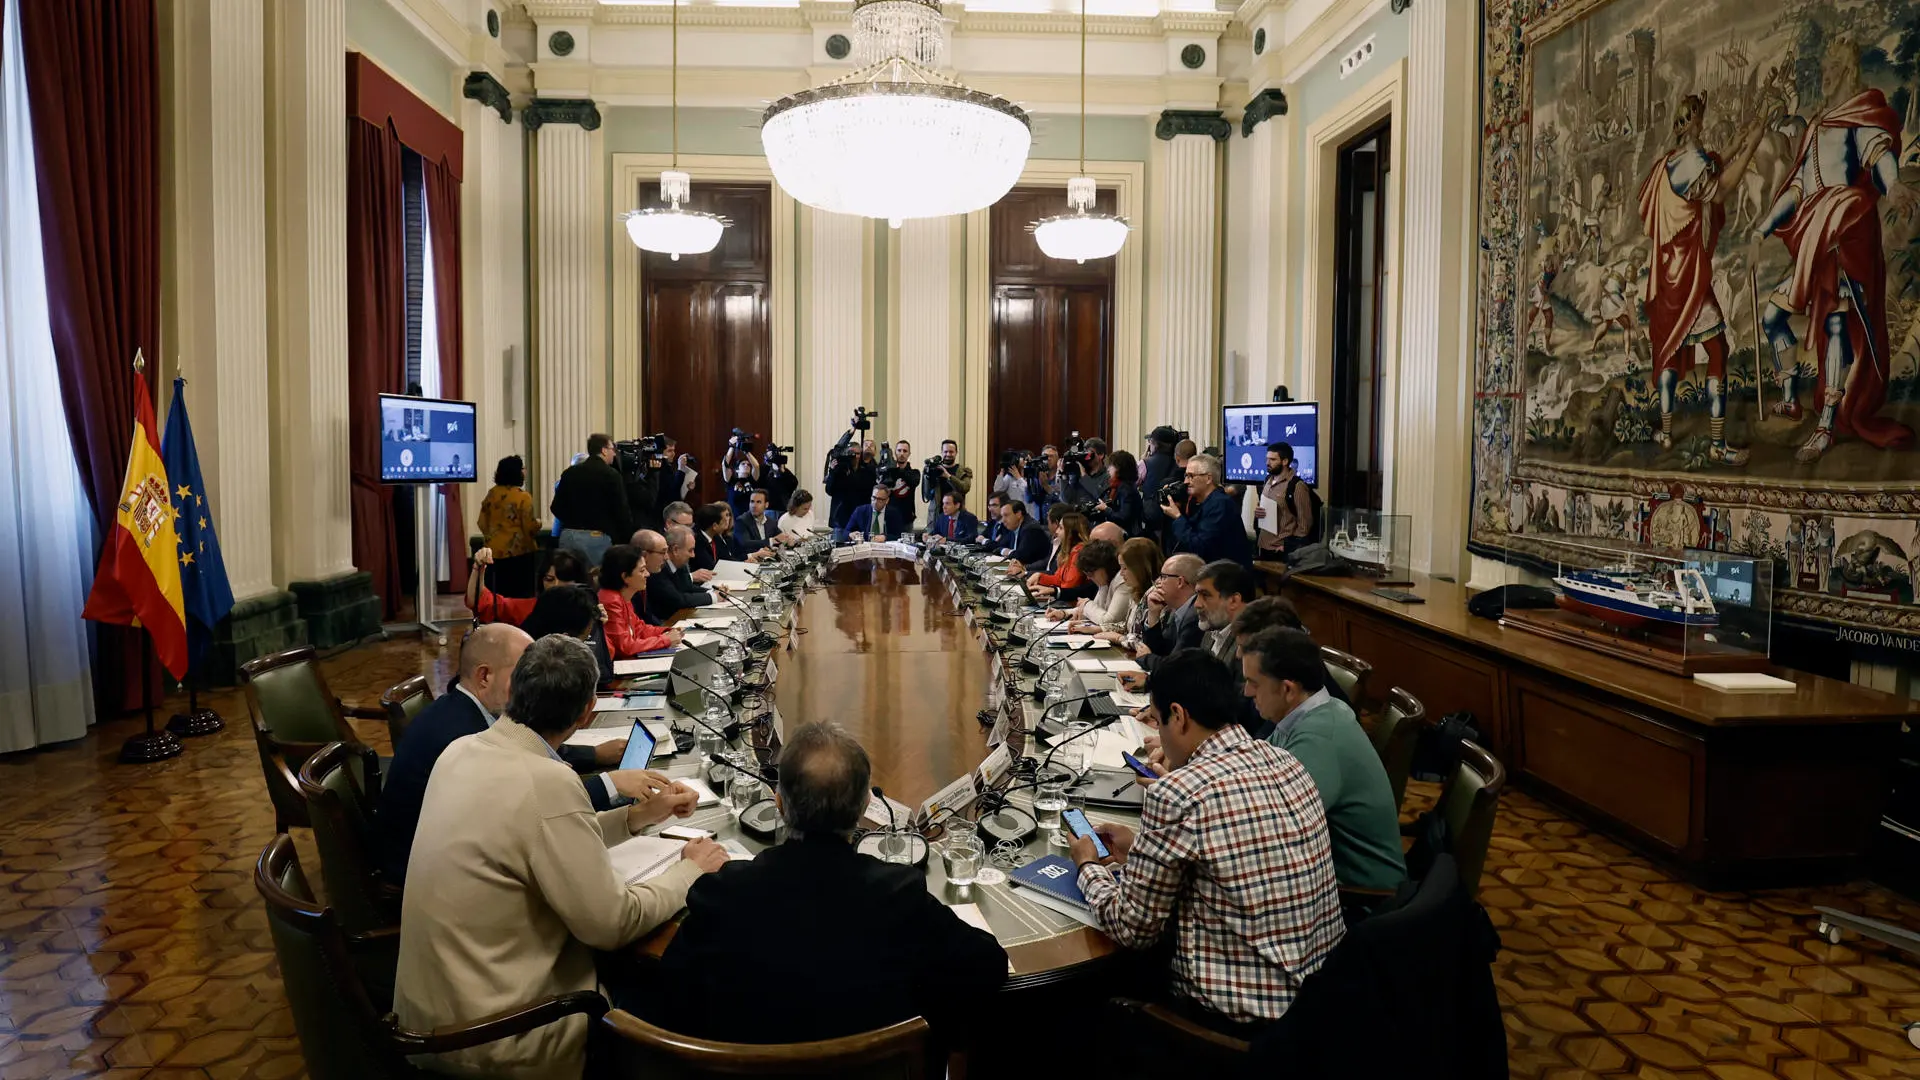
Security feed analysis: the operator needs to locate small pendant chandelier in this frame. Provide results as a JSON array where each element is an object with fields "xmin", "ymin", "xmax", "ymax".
[
  {"xmin": 1030, "ymin": 0, "xmax": 1129, "ymax": 263},
  {"xmin": 622, "ymin": 0, "xmax": 728, "ymax": 260}
]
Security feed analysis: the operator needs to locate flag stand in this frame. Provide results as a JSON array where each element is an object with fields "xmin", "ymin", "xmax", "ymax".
[
  {"xmin": 167, "ymin": 667, "xmax": 224, "ymax": 737},
  {"xmin": 121, "ymin": 629, "xmax": 183, "ymax": 763}
]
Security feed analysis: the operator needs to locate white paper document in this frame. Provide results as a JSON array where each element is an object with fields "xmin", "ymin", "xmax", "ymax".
[
  {"xmin": 1102, "ymin": 659, "xmax": 1143, "ymax": 674},
  {"xmin": 949, "ymin": 903, "xmax": 992, "ymax": 934},
  {"xmin": 564, "ymin": 726, "xmax": 634, "ymax": 747},
  {"xmin": 1259, "ymin": 493, "xmax": 1280, "ymax": 539},
  {"xmin": 713, "ymin": 560, "xmax": 758, "ymax": 582},
  {"xmin": 681, "ymin": 631, "xmax": 722, "ymax": 647},
  {"xmin": 594, "ymin": 692, "xmax": 668, "ymax": 714},
  {"xmin": 1107, "ymin": 690, "xmax": 1151, "ymax": 710},
  {"xmin": 685, "ymin": 616, "xmax": 737, "ymax": 628},
  {"xmin": 1068, "ymin": 657, "xmax": 1108, "ymax": 673},
  {"xmin": 678, "ymin": 776, "xmax": 723, "ymax": 808},
  {"xmin": 608, "ymin": 834, "xmax": 685, "ymax": 885},
  {"xmin": 612, "ymin": 656, "xmax": 676, "ymax": 676}
]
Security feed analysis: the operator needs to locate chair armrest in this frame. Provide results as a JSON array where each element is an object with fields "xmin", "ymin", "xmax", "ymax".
[
  {"xmin": 391, "ymin": 991, "xmax": 609, "ymax": 1055},
  {"xmin": 1108, "ymin": 998, "xmax": 1251, "ymax": 1056},
  {"xmin": 340, "ymin": 701, "xmax": 388, "ymax": 721}
]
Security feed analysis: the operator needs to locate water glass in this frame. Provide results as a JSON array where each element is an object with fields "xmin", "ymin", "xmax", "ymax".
[
  {"xmin": 1034, "ymin": 778, "xmax": 1069, "ymax": 834},
  {"xmin": 696, "ymin": 730, "xmax": 726, "ymax": 764},
  {"xmin": 944, "ymin": 836, "xmax": 985, "ymax": 887},
  {"xmin": 1056, "ymin": 721, "xmax": 1095, "ymax": 775},
  {"xmin": 944, "ymin": 817, "xmax": 979, "ymax": 846},
  {"xmin": 728, "ymin": 769, "xmax": 764, "ymax": 815}
]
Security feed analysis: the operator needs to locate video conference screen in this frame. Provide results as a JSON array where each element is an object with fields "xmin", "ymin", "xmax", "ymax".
[
  {"xmin": 1221, "ymin": 402, "xmax": 1319, "ymax": 485},
  {"xmin": 379, "ymin": 394, "xmax": 477, "ymax": 484}
]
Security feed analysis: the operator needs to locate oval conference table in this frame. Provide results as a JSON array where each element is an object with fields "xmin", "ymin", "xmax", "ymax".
[{"xmin": 614, "ymin": 553, "xmax": 1138, "ymax": 991}]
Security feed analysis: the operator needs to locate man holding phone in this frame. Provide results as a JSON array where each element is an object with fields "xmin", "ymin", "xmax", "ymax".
[{"xmin": 1067, "ymin": 649, "xmax": 1344, "ymax": 1035}]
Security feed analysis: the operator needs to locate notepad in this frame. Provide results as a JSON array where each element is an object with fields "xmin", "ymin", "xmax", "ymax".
[
  {"xmin": 678, "ymin": 776, "xmax": 723, "ymax": 808},
  {"xmin": 1102, "ymin": 659, "xmax": 1143, "ymax": 674},
  {"xmin": 564, "ymin": 726, "xmax": 634, "ymax": 747},
  {"xmin": 1107, "ymin": 690, "xmax": 1151, "ymax": 710},
  {"xmin": 608, "ymin": 834, "xmax": 684, "ymax": 885},
  {"xmin": 713, "ymin": 560, "xmax": 758, "ymax": 582},
  {"xmin": 1069, "ymin": 657, "xmax": 1109, "ymax": 673},
  {"xmin": 612, "ymin": 656, "xmax": 676, "ymax": 676},
  {"xmin": 594, "ymin": 693, "xmax": 668, "ymax": 713},
  {"xmin": 681, "ymin": 631, "xmax": 722, "ymax": 647},
  {"xmin": 1694, "ymin": 671, "xmax": 1797, "ymax": 693}
]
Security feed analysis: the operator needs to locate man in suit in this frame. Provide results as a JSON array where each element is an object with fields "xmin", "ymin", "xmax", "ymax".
[
  {"xmin": 1167, "ymin": 453, "xmax": 1252, "ymax": 567},
  {"xmin": 733, "ymin": 489, "xmax": 781, "ymax": 557},
  {"xmin": 1117, "ymin": 554, "xmax": 1205, "ymax": 689},
  {"xmin": 998, "ymin": 499, "xmax": 1048, "ymax": 566},
  {"xmin": 655, "ymin": 722, "xmax": 1008, "ymax": 1049},
  {"xmin": 628, "ymin": 529, "xmax": 672, "ymax": 626},
  {"xmin": 975, "ymin": 493, "xmax": 1008, "ymax": 549},
  {"xmin": 836, "ymin": 484, "xmax": 894, "ymax": 542},
  {"xmin": 927, "ymin": 491, "xmax": 979, "ymax": 544},
  {"xmin": 648, "ymin": 525, "xmax": 715, "ymax": 621},
  {"xmin": 375, "ymin": 624, "xmax": 660, "ymax": 883},
  {"xmin": 395, "ymin": 636, "xmax": 728, "ymax": 1080},
  {"xmin": 1195, "ymin": 559, "xmax": 1261, "ymax": 729},
  {"xmin": 692, "ymin": 502, "xmax": 747, "ymax": 570}
]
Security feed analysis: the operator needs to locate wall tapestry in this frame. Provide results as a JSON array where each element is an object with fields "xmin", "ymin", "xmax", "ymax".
[{"xmin": 1471, "ymin": 0, "xmax": 1920, "ymax": 653}]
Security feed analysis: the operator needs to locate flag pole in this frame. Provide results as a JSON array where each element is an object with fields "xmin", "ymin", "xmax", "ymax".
[
  {"xmin": 121, "ymin": 625, "xmax": 183, "ymax": 763},
  {"xmin": 166, "ymin": 668, "xmax": 224, "ymax": 736}
]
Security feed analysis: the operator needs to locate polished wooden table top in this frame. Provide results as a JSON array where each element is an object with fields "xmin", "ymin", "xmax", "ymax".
[
  {"xmin": 633, "ymin": 556, "xmax": 1123, "ymax": 985},
  {"xmin": 1265, "ymin": 565, "xmax": 1920, "ymax": 727}
]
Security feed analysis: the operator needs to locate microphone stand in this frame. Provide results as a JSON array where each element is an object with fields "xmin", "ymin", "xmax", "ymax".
[
  {"xmin": 1037, "ymin": 711, "xmax": 1122, "ymax": 779},
  {"xmin": 1031, "ymin": 638, "xmax": 1098, "ymax": 698},
  {"xmin": 671, "ymin": 665, "xmax": 752, "ymax": 742}
]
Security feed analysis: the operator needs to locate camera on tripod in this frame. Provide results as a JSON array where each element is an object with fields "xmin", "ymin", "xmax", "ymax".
[
  {"xmin": 764, "ymin": 443, "xmax": 794, "ymax": 469},
  {"xmin": 613, "ymin": 432, "xmax": 670, "ymax": 480},
  {"xmin": 849, "ymin": 406, "xmax": 877, "ymax": 433}
]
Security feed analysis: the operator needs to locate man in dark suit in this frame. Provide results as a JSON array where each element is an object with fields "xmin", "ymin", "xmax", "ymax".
[
  {"xmin": 649, "ymin": 525, "xmax": 715, "ymax": 620},
  {"xmin": 1116, "ymin": 554, "xmax": 1206, "ymax": 690},
  {"xmin": 975, "ymin": 493, "xmax": 1008, "ymax": 549},
  {"xmin": 1166, "ymin": 454, "xmax": 1252, "ymax": 567},
  {"xmin": 927, "ymin": 491, "xmax": 979, "ymax": 543},
  {"xmin": 998, "ymin": 499, "xmax": 1048, "ymax": 566},
  {"xmin": 732, "ymin": 489, "xmax": 779, "ymax": 557},
  {"xmin": 836, "ymin": 485, "xmax": 895, "ymax": 542},
  {"xmin": 374, "ymin": 624, "xmax": 654, "ymax": 883},
  {"xmin": 654, "ymin": 722, "xmax": 1007, "ymax": 1048},
  {"xmin": 692, "ymin": 503, "xmax": 746, "ymax": 571}
]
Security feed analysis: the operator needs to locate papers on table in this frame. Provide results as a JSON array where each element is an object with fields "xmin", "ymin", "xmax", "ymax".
[
  {"xmin": 1694, "ymin": 671, "xmax": 1797, "ymax": 692},
  {"xmin": 684, "ymin": 616, "xmax": 737, "ymax": 629},
  {"xmin": 950, "ymin": 903, "xmax": 992, "ymax": 934},
  {"xmin": 1046, "ymin": 635, "xmax": 1107, "ymax": 650},
  {"xmin": 1102, "ymin": 659, "xmax": 1143, "ymax": 675},
  {"xmin": 713, "ymin": 560, "xmax": 758, "ymax": 582},
  {"xmin": 678, "ymin": 776, "xmax": 723, "ymax": 808},
  {"xmin": 831, "ymin": 541, "xmax": 922, "ymax": 566},
  {"xmin": 594, "ymin": 693, "xmax": 668, "ymax": 713},
  {"xmin": 564, "ymin": 726, "xmax": 634, "ymax": 747},
  {"xmin": 1107, "ymin": 689, "xmax": 1151, "ymax": 710},
  {"xmin": 608, "ymin": 834, "xmax": 685, "ymax": 885},
  {"xmin": 721, "ymin": 840, "xmax": 756, "ymax": 862},
  {"xmin": 612, "ymin": 655, "xmax": 676, "ymax": 676},
  {"xmin": 1042, "ymin": 714, "xmax": 1142, "ymax": 771},
  {"xmin": 681, "ymin": 631, "xmax": 722, "ymax": 648},
  {"xmin": 1068, "ymin": 657, "xmax": 1114, "ymax": 673}
]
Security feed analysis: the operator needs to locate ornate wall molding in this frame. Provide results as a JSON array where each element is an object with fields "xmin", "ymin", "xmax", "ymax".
[
  {"xmin": 1240, "ymin": 88, "xmax": 1287, "ymax": 137},
  {"xmin": 524, "ymin": 97, "xmax": 601, "ymax": 131},
  {"xmin": 1155, "ymin": 109, "xmax": 1230, "ymax": 141},
  {"xmin": 463, "ymin": 71, "xmax": 512, "ymax": 124}
]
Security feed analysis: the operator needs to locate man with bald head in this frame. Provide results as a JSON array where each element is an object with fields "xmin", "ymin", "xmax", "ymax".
[
  {"xmin": 377, "ymin": 624, "xmax": 667, "ymax": 882},
  {"xmin": 647, "ymin": 523, "xmax": 715, "ymax": 621},
  {"xmin": 630, "ymin": 528, "xmax": 672, "ymax": 625},
  {"xmin": 1115, "ymin": 553, "xmax": 1207, "ymax": 690}
]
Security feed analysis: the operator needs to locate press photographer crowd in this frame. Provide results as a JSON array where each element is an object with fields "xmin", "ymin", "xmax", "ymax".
[{"xmin": 466, "ymin": 412, "xmax": 1324, "ymax": 655}]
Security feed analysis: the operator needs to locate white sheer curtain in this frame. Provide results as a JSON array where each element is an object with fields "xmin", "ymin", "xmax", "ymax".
[{"xmin": 0, "ymin": 0, "xmax": 99, "ymax": 751}]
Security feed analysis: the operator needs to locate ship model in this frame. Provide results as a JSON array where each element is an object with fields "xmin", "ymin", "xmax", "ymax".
[
  {"xmin": 1329, "ymin": 522, "xmax": 1391, "ymax": 568},
  {"xmin": 1552, "ymin": 566, "xmax": 1719, "ymax": 632}
]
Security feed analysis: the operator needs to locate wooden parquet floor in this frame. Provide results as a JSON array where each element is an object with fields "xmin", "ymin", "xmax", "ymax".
[{"xmin": 2, "ymin": 631, "xmax": 1918, "ymax": 1079}]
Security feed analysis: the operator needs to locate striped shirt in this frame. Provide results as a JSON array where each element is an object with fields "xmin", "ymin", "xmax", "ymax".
[{"xmin": 1078, "ymin": 724, "xmax": 1344, "ymax": 1023}]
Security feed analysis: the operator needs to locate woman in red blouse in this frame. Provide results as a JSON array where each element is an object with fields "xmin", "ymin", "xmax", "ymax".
[
  {"xmin": 466, "ymin": 547, "xmax": 592, "ymax": 626},
  {"xmin": 597, "ymin": 545, "xmax": 682, "ymax": 659},
  {"xmin": 1027, "ymin": 511, "xmax": 1091, "ymax": 600}
]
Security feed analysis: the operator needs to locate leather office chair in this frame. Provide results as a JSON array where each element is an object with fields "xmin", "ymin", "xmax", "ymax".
[
  {"xmin": 257, "ymin": 834, "xmax": 607, "ymax": 1080},
  {"xmin": 243, "ymin": 647, "xmax": 386, "ymax": 819},
  {"xmin": 1106, "ymin": 998, "xmax": 1250, "ymax": 1066},
  {"xmin": 1319, "ymin": 645, "xmax": 1372, "ymax": 708},
  {"xmin": 298, "ymin": 742, "xmax": 401, "ymax": 937},
  {"xmin": 256, "ymin": 725, "xmax": 311, "ymax": 833},
  {"xmin": 599, "ymin": 1010, "xmax": 931, "ymax": 1079},
  {"xmin": 1371, "ymin": 686, "xmax": 1427, "ymax": 813},
  {"xmin": 379, "ymin": 676, "xmax": 433, "ymax": 750},
  {"xmin": 1406, "ymin": 739, "xmax": 1506, "ymax": 898}
]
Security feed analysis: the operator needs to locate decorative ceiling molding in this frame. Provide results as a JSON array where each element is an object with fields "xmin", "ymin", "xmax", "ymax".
[
  {"xmin": 952, "ymin": 12, "xmax": 1167, "ymax": 37},
  {"xmin": 1152, "ymin": 10, "xmax": 1235, "ymax": 34},
  {"xmin": 593, "ymin": 4, "xmax": 813, "ymax": 28}
]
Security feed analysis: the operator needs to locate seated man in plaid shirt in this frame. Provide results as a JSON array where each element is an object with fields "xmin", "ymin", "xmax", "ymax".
[{"xmin": 1068, "ymin": 648, "xmax": 1345, "ymax": 1036}]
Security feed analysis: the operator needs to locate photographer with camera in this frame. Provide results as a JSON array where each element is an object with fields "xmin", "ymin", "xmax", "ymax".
[
  {"xmin": 760, "ymin": 441, "xmax": 798, "ymax": 510},
  {"xmin": 1075, "ymin": 437, "xmax": 1110, "ymax": 504},
  {"xmin": 823, "ymin": 408, "xmax": 881, "ymax": 530},
  {"xmin": 549, "ymin": 433, "xmax": 633, "ymax": 567},
  {"xmin": 1139, "ymin": 425, "xmax": 1185, "ymax": 540},
  {"xmin": 719, "ymin": 429, "xmax": 762, "ymax": 521},
  {"xmin": 1089, "ymin": 448, "xmax": 1144, "ymax": 537},
  {"xmin": 609, "ymin": 433, "xmax": 673, "ymax": 533},
  {"xmin": 1165, "ymin": 453, "xmax": 1252, "ymax": 567},
  {"xmin": 989, "ymin": 451, "xmax": 1029, "ymax": 508},
  {"xmin": 881, "ymin": 439, "xmax": 921, "ymax": 536},
  {"xmin": 919, "ymin": 438, "xmax": 973, "ymax": 511}
]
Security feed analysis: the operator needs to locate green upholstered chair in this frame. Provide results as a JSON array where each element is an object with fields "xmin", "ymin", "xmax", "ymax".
[
  {"xmin": 1372, "ymin": 686, "xmax": 1428, "ymax": 813},
  {"xmin": 298, "ymin": 742, "xmax": 400, "ymax": 938},
  {"xmin": 256, "ymin": 835, "xmax": 606, "ymax": 1080},
  {"xmin": 1319, "ymin": 645, "xmax": 1373, "ymax": 708},
  {"xmin": 242, "ymin": 646, "xmax": 386, "ymax": 827},
  {"xmin": 1419, "ymin": 739, "xmax": 1507, "ymax": 898},
  {"xmin": 599, "ymin": 1010, "xmax": 931, "ymax": 1080},
  {"xmin": 379, "ymin": 676, "xmax": 433, "ymax": 750}
]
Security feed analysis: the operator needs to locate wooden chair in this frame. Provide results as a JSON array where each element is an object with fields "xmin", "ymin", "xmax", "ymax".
[
  {"xmin": 1107, "ymin": 998, "xmax": 1250, "ymax": 1067},
  {"xmin": 242, "ymin": 647, "xmax": 386, "ymax": 827},
  {"xmin": 599, "ymin": 1009, "xmax": 931, "ymax": 1079},
  {"xmin": 256, "ymin": 834, "xmax": 606, "ymax": 1080},
  {"xmin": 379, "ymin": 676, "xmax": 433, "ymax": 750},
  {"xmin": 1371, "ymin": 686, "xmax": 1427, "ymax": 812},
  {"xmin": 1405, "ymin": 739, "xmax": 1507, "ymax": 898},
  {"xmin": 298, "ymin": 742, "xmax": 401, "ymax": 937},
  {"xmin": 1319, "ymin": 645, "xmax": 1373, "ymax": 707}
]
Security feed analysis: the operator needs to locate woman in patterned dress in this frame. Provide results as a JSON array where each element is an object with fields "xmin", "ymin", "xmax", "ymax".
[{"xmin": 478, "ymin": 455, "xmax": 542, "ymax": 597}]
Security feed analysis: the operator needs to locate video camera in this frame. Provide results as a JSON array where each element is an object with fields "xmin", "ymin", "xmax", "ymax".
[
  {"xmin": 613, "ymin": 432, "xmax": 671, "ymax": 481},
  {"xmin": 727, "ymin": 427, "xmax": 756, "ymax": 454},
  {"xmin": 849, "ymin": 406, "xmax": 878, "ymax": 433},
  {"xmin": 764, "ymin": 443, "xmax": 793, "ymax": 469}
]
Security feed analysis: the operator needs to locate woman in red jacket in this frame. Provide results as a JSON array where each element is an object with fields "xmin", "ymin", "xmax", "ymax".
[
  {"xmin": 1027, "ymin": 511, "xmax": 1090, "ymax": 600},
  {"xmin": 466, "ymin": 547, "xmax": 591, "ymax": 626},
  {"xmin": 597, "ymin": 545, "xmax": 683, "ymax": 659}
]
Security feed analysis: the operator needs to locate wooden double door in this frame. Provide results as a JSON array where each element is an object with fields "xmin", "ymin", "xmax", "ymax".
[
  {"xmin": 641, "ymin": 183, "xmax": 773, "ymax": 503},
  {"xmin": 987, "ymin": 188, "xmax": 1115, "ymax": 465}
]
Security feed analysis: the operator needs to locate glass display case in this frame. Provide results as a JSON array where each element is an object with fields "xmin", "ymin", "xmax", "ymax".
[
  {"xmin": 1500, "ymin": 538, "xmax": 1774, "ymax": 675},
  {"xmin": 1326, "ymin": 508, "xmax": 1413, "ymax": 586}
]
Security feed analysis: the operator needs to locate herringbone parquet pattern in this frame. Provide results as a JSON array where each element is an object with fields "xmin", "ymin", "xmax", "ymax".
[{"xmin": 1, "ymin": 633, "xmax": 1916, "ymax": 1079}]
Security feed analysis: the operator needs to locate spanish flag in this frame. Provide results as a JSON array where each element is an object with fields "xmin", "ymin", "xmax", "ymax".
[{"xmin": 82, "ymin": 360, "xmax": 190, "ymax": 680}]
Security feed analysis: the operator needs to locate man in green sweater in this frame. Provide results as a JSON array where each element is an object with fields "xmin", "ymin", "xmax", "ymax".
[{"xmin": 1239, "ymin": 628, "xmax": 1407, "ymax": 897}]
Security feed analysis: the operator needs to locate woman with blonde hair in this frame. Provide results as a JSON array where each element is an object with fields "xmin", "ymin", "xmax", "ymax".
[{"xmin": 1092, "ymin": 537, "xmax": 1162, "ymax": 645}]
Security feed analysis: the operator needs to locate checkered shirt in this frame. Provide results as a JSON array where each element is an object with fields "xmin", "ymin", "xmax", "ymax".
[{"xmin": 1078, "ymin": 723, "xmax": 1345, "ymax": 1023}]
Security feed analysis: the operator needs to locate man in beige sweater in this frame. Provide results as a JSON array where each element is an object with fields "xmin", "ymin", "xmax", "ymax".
[{"xmin": 395, "ymin": 635, "xmax": 728, "ymax": 1080}]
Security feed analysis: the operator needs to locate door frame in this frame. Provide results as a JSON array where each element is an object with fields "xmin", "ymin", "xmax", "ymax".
[{"xmin": 1330, "ymin": 117, "xmax": 1392, "ymax": 511}]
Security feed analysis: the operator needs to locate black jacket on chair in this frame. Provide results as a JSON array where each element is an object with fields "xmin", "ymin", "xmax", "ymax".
[
  {"xmin": 1251, "ymin": 854, "xmax": 1506, "ymax": 1080},
  {"xmin": 653, "ymin": 833, "xmax": 1009, "ymax": 1045},
  {"xmin": 374, "ymin": 687, "xmax": 614, "ymax": 884}
]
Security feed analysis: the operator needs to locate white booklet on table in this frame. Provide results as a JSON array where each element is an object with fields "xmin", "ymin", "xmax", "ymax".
[{"xmin": 612, "ymin": 656, "xmax": 676, "ymax": 676}]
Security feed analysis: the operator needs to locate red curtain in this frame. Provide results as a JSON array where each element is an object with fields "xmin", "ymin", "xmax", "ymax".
[
  {"xmin": 422, "ymin": 159, "xmax": 468, "ymax": 594},
  {"xmin": 347, "ymin": 118, "xmax": 407, "ymax": 619},
  {"xmin": 21, "ymin": 0, "xmax": 162, "ymax": 714}
]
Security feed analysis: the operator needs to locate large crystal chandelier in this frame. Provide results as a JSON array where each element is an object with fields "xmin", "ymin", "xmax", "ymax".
[
  {"xmin": 761, "ymin": 0, "xmax": 1031, "ymax": 226},
  {"xmin": 1030, "ymin": 0, "xmax": 1129, "ymax": 263},
  {"xmin": 622, "ymin": 0, "xmax": 728, "ymax": 260}
]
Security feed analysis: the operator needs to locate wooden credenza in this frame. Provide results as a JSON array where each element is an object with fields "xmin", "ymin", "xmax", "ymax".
[{"xmin": 1266, "ymin": 567, "xmax": 1920, "ymax": 889}]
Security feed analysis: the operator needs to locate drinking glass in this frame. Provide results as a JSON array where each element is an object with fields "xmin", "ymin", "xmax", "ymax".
[
  {"xmin": 1034, "ymin": 778, "xmax": 1069, "ymax": 834},
  {"xmin": 944, "ymin": 817, "xmax": 979, "ymax": 846},
  {"xmin": 728, "ymin": 769, "xmax": 764, "ymax": 816},
  {"xmin": 1056, "ymin": 721, "xmax": 1095, "ymax": 775},
  {"xmin": 696, "ymin": 730, "xmax": 726, "ymax": 764},
  {"xmin": 944, "ymin": 836, "xmax": 984, "ymax": 887}
]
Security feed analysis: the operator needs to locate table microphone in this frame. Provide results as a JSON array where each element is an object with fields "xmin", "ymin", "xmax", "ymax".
[
  {"xmin": 858, "ymin": 784, "xmax": 931, "ymax": 869},
  {"xmin": 710, "ymin": 586, "xmax": 780, "ymax": 648},
  {"xmin": 669, "ymin": 666, "xmax": 750, "ymax": 741},
  {"xmin": 1031, "ymin": 638, "xmax": 1098, "ymax": 697},
  {"xmin": 1038, "ymin": 711, "xmax": 1123, "ymax": 777}
]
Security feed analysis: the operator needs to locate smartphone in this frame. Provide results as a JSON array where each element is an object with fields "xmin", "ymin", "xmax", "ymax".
[
  {"xmin": 1062, "ymin": 807, "xmax": 1110, "ymax": 858},
  {"xmin": 617, "ymin": 720, "xmax": 657, "ymax": 772},
  {"xmin": 659, "ymin": 824, "xmax": 713, "ymax": 841},
  {"xmin": 1120, "ymin": 751, "xmax": 1157, "ymax": 780}
]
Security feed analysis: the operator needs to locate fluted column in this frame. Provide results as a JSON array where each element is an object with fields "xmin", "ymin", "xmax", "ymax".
[
  {"xmin": 461, "ymin": 74, "xmax": 527, "ymax": 491},
  {"xmin": 1150, "ymin": 111, "xmax": 1228, "ymax": 444},
  {"xmin": 1395, "ymin": 0, "xmax": 1476, "ymax": 576},
  {"xmin": 891, "ymin": 217, "xmax": 962, "ymax": 470},
  {"xmin": 528, "ymin": 100, "xmax": 606, "ymax": 493},
  {"xmin": 800, "ymin": 210, "xmax": 869, "ymax": 483},
  {"xmin": 1230, "ymin": 92, "xmax": 1289, "ymax": 406},
  {"xmin": 166, "ymin": 0, "xmax": 273, "ymax": 601}
]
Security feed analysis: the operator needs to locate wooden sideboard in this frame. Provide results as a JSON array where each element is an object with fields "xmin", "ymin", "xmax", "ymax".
[{"xmin": 1263, "ymin": 566, "xmax": 1920, "ymax": 888}]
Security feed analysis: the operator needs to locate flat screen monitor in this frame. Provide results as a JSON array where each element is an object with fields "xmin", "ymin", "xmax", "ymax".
[
  {"xmin": 379, "ymin": 394, "xmax": 477, "ymax": 484},
  {"xmin": 1221, "ymin": 401, "xmax": 1318, "ymax": 485}
]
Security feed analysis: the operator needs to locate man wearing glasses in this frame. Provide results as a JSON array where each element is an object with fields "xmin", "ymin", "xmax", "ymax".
[
  {"xmin": 1117, "ymin": 553, "xmax": 1205, "ymax": 690},
  {"xmin": 1164, "ymin": 453, "xmax": 1252, "ymax": 567}
]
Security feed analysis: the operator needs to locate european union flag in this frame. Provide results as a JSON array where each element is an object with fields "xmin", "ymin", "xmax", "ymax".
[{"xmin": 161, "ymin": 378, "xmax": 235, "ymax": 668}]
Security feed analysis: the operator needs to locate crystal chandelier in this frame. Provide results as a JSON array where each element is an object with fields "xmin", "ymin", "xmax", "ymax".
[
  {"xmin": 622, "ymin": 0, "xmax": 728, "ymax": 260},
  {"xmin": 1030, "ymin": 0, "xmax": 1129, "ymax": 263},
  {"xmin": 761, "ymin": 0, "xmax": 1031, "ymax": 226}
]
